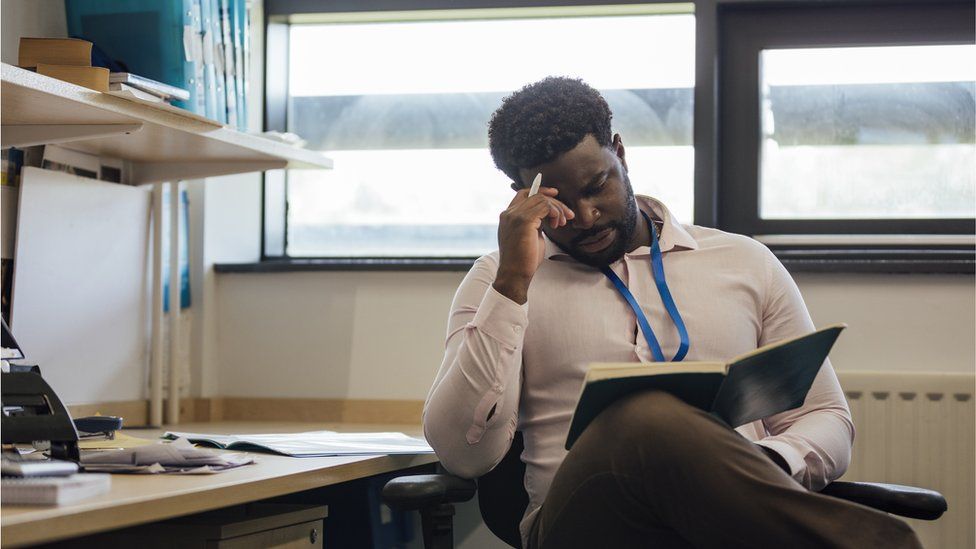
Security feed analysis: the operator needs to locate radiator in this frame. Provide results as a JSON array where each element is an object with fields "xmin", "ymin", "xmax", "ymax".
[{"xmin": 838, "ymin": 372, "xmax": 975, "ymax": 549}]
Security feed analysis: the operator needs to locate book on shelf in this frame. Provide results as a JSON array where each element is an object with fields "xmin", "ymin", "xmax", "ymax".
[
  {"xmin": 0, "ymin": 473, "xmax": 111, "ymax": 506},
  {"xmin": 108, "ymin": 82, "xmax": 165, "ymax": 103},
  {"xmin": 109, "ymin": 72, "xmax": 190, "ymax": 101},
  {"xmin": 37, "ymin": 145, "xmax": 125, "ymax": 184},
  {"xmin": 40, "ymin": 145, "xmax": 100, "ymax": 180},
  {"xmin": 1, "ymin": 148, "xmax": 24, "ymax": 186},
  {"xmin": 17, "ymin": 37, "xmax": 92, "ymax": 68},
  {"xmin": 34, "ymin": 63, "xmax": 109, "ymax": 92},
  {"xmin": 565, "ymin": 324, "xmax": 846, "ymax": 450}
]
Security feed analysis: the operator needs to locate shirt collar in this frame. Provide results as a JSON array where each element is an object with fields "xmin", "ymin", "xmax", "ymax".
[{"xmin": 544, "ymin": 195, "xmax": 698, "ymax": 260}]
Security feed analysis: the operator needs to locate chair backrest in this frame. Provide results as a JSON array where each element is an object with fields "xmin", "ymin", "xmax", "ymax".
[{"xmin": 477, "ymin": 431, "xmax": 529, "ymax": 548}]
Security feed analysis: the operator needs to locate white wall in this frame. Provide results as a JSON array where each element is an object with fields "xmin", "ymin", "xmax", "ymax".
[
  {"xmin": 794, "ymin": 273, "xmax": 975, "ymax": 373},
  {"xmin": 216, "ymin": 270, "xmax": 462, "ymax": 398},
  {"xmin": 0, "ymin": 0, "xmax": 67, "ymax": 65},
  {"xmin": 214, "ymin": 271, "xmax": 975, "ymax": 399},
  {"xmin": 188, "ymin": 173, "xmax": 263, "ymax": 396}
]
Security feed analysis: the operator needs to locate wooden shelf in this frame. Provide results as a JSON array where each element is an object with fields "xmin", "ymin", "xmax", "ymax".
[{"xmin": 0, "ymin": 63, "xmax": 332, "ymax": 183}]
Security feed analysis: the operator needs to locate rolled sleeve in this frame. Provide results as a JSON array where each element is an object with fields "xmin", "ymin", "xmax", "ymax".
[
  {"xmin": 754, "ymin": 438, "xmax": 808, "ymax": 479},
  {"xmin": 470, "ymin": 285, "xmax": 529, "ymax": 351},
  {"xmin": 423, "ymin": 254, "xmax": 524, "ymax": 478}
]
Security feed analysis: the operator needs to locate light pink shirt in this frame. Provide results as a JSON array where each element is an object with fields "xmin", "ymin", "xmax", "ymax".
[{"xmin": 423, "ymin": 196, "xmax": 854, "ymax": 543}]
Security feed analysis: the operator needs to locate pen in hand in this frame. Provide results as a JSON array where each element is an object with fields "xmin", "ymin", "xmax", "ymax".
[{"xmin": 528, "ymin": 173, "xmax": 542, "ymax": 197}]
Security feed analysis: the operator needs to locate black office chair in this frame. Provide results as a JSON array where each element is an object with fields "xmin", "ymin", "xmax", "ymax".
[{"xmin": 382, "ymin": 432, "xmax": 947, "ymax": 549}]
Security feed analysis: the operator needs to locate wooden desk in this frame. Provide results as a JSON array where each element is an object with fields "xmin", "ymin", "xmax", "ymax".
[{"xmin": 1, "ymin": 422, "xmax": 437, "ymax": 547}]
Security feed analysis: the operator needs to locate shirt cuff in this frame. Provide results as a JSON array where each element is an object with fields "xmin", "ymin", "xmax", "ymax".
[
  {"xmin": 469, "ymin": 285, "xmax": 529, "ymax": 350},
  {"xmin": 754, "ymin": 438, "xmax": 806, "ymax": 481}
]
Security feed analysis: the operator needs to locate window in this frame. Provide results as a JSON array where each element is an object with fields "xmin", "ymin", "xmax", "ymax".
[
  {"xmin": 759, "ymin": 45, "xmax": 974, "ymax": 221},
  {"xmin": 264, "ymin": 4, "xmax": 695, "ymax": 258},
  {"xmin": 255, "ymin": 0, "xmax": 975, "ymax": 273},
  {"xmin": 714, "ymin": 2, "xmax": 975, "ymax": 244}
]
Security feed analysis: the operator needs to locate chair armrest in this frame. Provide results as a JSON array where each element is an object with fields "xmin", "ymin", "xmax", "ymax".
[
  {"xmin": 382, "ymin": 474, "xmax": 477, "ymax": 511},
  {"xmin": 820, "ymin": 481, "xmax": 947, "ymax": 520}
]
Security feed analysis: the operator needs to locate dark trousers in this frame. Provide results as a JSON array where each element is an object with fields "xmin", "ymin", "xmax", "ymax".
[{"xmin": 527, "ymin": 391, "xmax": 922, "ymax": 549}]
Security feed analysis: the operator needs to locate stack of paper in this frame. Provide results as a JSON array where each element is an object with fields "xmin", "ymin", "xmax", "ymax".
[
  {"xmin": 1, "ymin": 474, "xmax": 111, "ymax": 505},
  {"xmin": 81, "ymin": 438, "xmax": 253, "ymax": 474}
]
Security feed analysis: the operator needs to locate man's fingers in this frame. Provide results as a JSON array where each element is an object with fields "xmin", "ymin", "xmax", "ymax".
[
  {"xmin": 561, "ymin": 201, "xmax": 575, "ymax": 220},
  {"xmin": 509, "ymin": 185, "xmax": 559, "ymax": 205},
  {"xmin": 507, "ymin": 187, "xmax": 573, "ymax": 229},
  {"xmin": 547, "ymin": 202, "xmax": 561, "ymax": 229}
]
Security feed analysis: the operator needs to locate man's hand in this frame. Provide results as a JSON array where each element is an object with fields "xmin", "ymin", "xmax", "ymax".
[{"xmin": 493, "ymin": 187, "xmax": 574, "ymax": 304}]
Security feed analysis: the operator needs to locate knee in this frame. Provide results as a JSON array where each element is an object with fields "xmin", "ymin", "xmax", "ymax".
[{"xmin": 590, "ymin": 390, "xmax": 701, "ymax": 450}]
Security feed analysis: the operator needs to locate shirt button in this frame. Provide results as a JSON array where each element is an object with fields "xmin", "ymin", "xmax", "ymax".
[{"xmin": 513, "ymin": 325, "xmax": 522, "ymax": 334}]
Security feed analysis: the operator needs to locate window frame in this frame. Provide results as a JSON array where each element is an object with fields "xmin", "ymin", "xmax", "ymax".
[
  {"xmin": 247, "ymin": 0, "xmax": 975, "ymax": 274},
  {"xmin": 698, "ymin": 0, "xmax": 975, "ymax": 273}
]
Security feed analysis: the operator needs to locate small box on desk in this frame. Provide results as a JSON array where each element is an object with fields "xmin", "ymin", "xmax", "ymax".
[{"xmin": 51, "ymin": 503, "xmax": 327, "ymax": 548}]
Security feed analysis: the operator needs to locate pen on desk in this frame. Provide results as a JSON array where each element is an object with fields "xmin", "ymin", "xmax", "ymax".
[{"xmin": 528, "ymin": 173, "xmax": 542, "ymax": 197}]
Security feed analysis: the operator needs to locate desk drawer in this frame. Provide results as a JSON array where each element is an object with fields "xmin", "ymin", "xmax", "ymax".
[
  {"xmin": 52, "ymin": 503, "xmax": 328, "ymax": 549},
  {"xmin": 215, "ymin": 518, "xmax": 322, "ymax": 549}
]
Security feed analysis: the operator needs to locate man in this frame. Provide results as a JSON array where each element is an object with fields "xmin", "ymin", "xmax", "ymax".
[{"xmin": 424, "ymin": 77, "xmax": 920, "ymax": 548}]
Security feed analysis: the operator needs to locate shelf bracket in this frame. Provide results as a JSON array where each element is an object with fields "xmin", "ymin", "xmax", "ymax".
[
  {"xmin": 130, "ymin": 160, "xmax": 289, "ymax": 184},
  {"xmin": 1, "ymin": 123, "xmax": 144, "ymax": 149}
]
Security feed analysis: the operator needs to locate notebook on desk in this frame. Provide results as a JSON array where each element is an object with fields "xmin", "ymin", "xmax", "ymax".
[
  {"xmin": 1, "ymin": 474, "xmax": 111, "ymax": 505},
  {"xmin": 165, "ymin": 430, "xmax": 434, "ymax": 457}
]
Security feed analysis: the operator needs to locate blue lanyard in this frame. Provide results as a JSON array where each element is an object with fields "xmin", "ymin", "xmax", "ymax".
[{"xmin": 600, "ymin": 211, "xmax": 690, "ymax": 362}]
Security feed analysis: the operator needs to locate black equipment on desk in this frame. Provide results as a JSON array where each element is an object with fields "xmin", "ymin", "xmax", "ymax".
[
  {"xmin": 1, "ymin": 372, "xmax": 81, "ymax": 462},
  {"xmin": 1, "ymin": 318, "xmax": 80, "ymax": 462}
]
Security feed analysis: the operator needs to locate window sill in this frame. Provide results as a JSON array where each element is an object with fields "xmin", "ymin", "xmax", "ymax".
[
  {"xmin": 217, "ymin": 249, "xmax": 973, "ymax": 274},
  {"xmin": 771, "ymin": 248, "xmax": 975, "ymax": 274},
  {"xmin": 215, "ymin": 257, "xmax": 477, "ymax": 273}
]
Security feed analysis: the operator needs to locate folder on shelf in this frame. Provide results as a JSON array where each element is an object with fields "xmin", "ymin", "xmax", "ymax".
[
  {"xmin": 219, "ymin": 0, "xmax": 239, "ymax": 127},
  {"xmin": 63, "ymin": 0, "xmax": 208, "ymax": 116},
  {"xmin": 209, "ymin": 0, "xmax": 228, "ymax": 124},
  {"xmin": 199, "ymin": 0, "xmax": 220, "ymax": 122},
  {"xmin": 236, "ymin": 0, "xmax": 250, "ymax": 130},
  {"xmin": 161, "ymin": 186, "xmax": 192, "ymax": 312}
]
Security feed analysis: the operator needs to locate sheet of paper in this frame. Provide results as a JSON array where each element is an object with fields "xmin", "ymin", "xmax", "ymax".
[{"xmin": 165, "ymin": 430, "xmax": 434, "ymax": 457}]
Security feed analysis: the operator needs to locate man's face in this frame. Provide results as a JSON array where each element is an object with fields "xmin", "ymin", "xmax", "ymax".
[{"xmin": 518, "ymin": 134, "xmax": 640, "ymax": 268}]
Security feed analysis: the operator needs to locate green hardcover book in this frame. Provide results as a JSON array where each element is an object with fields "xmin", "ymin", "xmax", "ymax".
[{"xmin": 565, "ymin": 324, "xmax": 846, "ymax": 450}]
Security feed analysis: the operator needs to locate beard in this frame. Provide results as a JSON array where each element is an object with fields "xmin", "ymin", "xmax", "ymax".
[{"xmin": 563, "ymin": 175, "xmax": 640, "ymax": 268}]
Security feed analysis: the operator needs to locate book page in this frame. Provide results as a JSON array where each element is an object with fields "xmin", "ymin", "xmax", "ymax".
[{"xmin": 586, "ymin": 361, "xmax": 727, "ymax": 383}]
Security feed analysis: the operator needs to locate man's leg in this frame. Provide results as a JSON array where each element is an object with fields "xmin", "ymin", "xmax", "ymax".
[{"xmin": 528, "ymin": 390, "xmax": 921, "ymax": 549}]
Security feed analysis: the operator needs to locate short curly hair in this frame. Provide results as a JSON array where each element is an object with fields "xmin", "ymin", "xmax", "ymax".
[{"xmin": 488, "ymin": 76, "xmax": 613, "ymax": 186}]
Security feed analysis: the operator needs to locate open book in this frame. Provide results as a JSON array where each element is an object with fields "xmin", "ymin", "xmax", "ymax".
[
  {"xmin": 565, "ymin": 324, "xmax": 846, "ymax": 450},
  {"xmin": 164, "ymin": 430, "xmax": 434, "ymax": 457}
]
